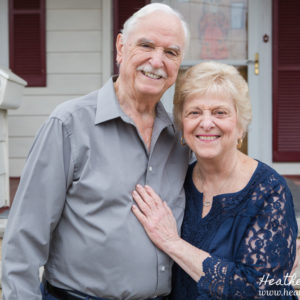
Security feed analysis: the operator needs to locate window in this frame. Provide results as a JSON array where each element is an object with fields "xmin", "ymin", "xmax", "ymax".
[
  {"xmin": 9, "ymin": 0, "xmax": 46, "ymax": 86},
  {"xmin": 113, "ymin": 0, "xmax": 150, "ymax": 74},
  {"xmin": 272, "ymin": 0, "xmax": 300, "ymax": 162}
]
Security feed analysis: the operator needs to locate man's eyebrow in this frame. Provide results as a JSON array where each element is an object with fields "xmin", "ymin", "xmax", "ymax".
[
  {"xmin": 137, "ymin": 38, "xmax": 182, "ymax": 53},
  {"xmin": 168, "ymin": 45, "xmax": 182, "ymax": 53},
  {"xmin": 136, "ymin": 38, "xmax": 154, "ymax": 44}
]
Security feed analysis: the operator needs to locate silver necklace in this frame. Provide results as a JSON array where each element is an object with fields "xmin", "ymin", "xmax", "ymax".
[
  {"xmin": 202, "ymin": 176, "xmax": 231, "ymax": 206},
  {"xmin": 194, "ymin": 161, "xmax": 238, "ymax": 207},
  {"xmin": 203, "ymin": 199, "xmax": 212, "ymax": 207}
]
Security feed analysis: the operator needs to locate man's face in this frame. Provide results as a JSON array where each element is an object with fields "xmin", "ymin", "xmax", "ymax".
[{"xmin": 116, "ymin": 11, "xmax": 185, "ymax": 100}]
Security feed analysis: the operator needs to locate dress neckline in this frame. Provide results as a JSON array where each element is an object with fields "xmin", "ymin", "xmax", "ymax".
[
  {"xmin": 187, "ymin": 160, "xmax": 262, "ymax": 221},
  {"xmin": 189, "ymin": 159, "xmax": 260, "ymax": 199}
]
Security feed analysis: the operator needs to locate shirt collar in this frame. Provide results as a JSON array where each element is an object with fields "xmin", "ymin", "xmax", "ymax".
[
  {"xmin": 95, "ymin": 76, "xmax": 125, "ymax": 124},
  {"xmin": 155, "ymin": 101, "xmax": 175, "ymax": 134},
  {"xmin": 95, "ymin": 76, "xmax": 175, "ymax": 133}
]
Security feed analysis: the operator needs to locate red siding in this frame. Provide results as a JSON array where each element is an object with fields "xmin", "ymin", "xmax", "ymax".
[
  {"xmin": 273, "ymin": 0, "xmax": 300, "ymax": 161},
  {"xmin": 113, "ymin": 0, "xmax": 150, "ymax": 74},
  {"xmin": 9, "ymin": 0, "xmax": 46, "ymax": 87}
]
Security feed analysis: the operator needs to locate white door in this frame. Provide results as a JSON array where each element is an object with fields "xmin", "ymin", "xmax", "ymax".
[
  {"xmin": 157, "ymin": 0, "xmax": 272, "ymax": 160},
  {"xmin": 247, "ymin": 0, "xmax": 272, "ymax": 164}
]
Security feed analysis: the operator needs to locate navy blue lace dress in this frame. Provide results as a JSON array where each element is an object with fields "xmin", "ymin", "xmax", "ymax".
[{"xmin": 170, "ymin": 160, "xmax": 298, "ymax": 299}]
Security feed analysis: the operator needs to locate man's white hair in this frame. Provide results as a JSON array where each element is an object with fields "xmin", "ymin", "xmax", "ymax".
[{"xmin": 121, "ymin": 3, "xmax": 190, "ymax": 53}]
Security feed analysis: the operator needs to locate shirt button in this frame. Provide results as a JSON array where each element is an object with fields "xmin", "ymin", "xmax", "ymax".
[
  {"xmin": 149, "ymin": 166, "xmax": 153, "ymax": 172},
  {"xmin": 160, "ymin": 265, "xmax": 166, "ymax": 272}
]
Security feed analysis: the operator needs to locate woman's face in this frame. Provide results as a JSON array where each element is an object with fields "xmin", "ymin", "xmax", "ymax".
[{"xmin": 182, "ymin": 92, "xmax": 243, "ymax": 160}]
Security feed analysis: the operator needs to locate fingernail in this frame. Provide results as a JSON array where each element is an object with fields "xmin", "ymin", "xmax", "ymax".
[{"xmin": 136, "ymin": 184, "xmax": 142, "ymax": 189}]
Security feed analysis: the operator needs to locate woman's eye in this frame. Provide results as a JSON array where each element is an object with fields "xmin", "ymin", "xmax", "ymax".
[
  {"xmin": 188, "ymin": 111, "xmax": 200, "ymax": 116},
  {"xmin": 214, "ymin": 110, "xmax": 227, "ymax": 116}
]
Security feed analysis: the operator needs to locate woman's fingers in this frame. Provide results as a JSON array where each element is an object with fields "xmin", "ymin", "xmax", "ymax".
[
  {"xmin": 135, "ymin": 184, "xmax": 160, "ymax": 210},
  {"xmin": 132, "ymin": 184, "xmax": 169, "ymax": 219},
  {"xmin": 145, "ymin": 185, "xmax": 163, "ymax": 205},
  {"xmin": 132, "ymin": 189, "xmax": 151, "ymax": 215},
  {"xmin": 132, "ymin": 185, "xmax": 180, "ymax": 251},
  {"xmin": 131, "ymin": 204, "xmax": 147, "ymax": 226}
]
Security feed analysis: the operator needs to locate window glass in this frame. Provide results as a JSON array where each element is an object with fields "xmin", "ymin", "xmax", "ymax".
[{"xmin": 152, "ymin": 0, "xmax": 248, "ymax": 61}]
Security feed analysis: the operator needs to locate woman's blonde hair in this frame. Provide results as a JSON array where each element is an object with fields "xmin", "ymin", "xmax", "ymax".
[{"xmin": 173, "ymin": 61, "xmax": 252, "ymax": 135}]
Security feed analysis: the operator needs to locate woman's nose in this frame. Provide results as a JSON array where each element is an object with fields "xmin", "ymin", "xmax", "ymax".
[{"xmin": 200, "ymin": 114, "xmax": 215, "ymax": 130}]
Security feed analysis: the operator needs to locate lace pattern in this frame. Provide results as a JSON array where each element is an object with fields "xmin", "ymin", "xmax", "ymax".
[
  {"xmin": 198, "ymin": 175, "xmax": 297, "ymax": 299},
  {"xmin": 172, "ymin": 161, "xmax": 298, "ymax": 300}
]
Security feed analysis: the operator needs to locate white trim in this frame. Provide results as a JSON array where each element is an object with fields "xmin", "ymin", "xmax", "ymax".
[
  {"xmin": 247, "ymin": 0, "xmax": 272, "ymax": 165},
  {"xmin": 101, "ymin": 0, "xmax": 112, "ymax": 83},
  {"xmin": 272, "ymin": 163, "xmax": 300, "ymax": 175},
  {"xmin": 0, "ymin": 0, "xmax": 10, "ymax": 207},
  {"xmin": 0, "ymin": 0, "xmax": 9, "ymax": 67},
  {"xmin": 0, "ymin": 110, "xmax": 10, "ymax": 207},
  {"xmin": 0, "ymin": 218, "xmax": 7, "ymax": 237}
]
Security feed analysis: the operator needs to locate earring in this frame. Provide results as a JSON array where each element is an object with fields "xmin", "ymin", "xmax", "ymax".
[
  {"xmin": 237, "ymin": 138, "xmax": 243, "ymax": 149},
  {"xmin": 180, "ymin": 136, "xmax": 186, "ymax": 146}
]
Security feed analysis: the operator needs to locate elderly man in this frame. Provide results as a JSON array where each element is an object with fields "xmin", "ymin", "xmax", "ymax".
[{"xmin": 2, "ymin": 3, "xmax": 190, "ymax": 300}]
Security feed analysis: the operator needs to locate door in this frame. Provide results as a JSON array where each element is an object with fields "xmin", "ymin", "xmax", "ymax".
[
  {"xmin": 154, "ymin": 0, "xmax": 271, "ymax": 158},
  {"xmin": 247, "ymin": 0, "xmax": 272, "ymax": 163}
]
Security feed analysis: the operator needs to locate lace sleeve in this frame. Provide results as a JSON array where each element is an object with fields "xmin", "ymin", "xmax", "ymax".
[{"xmin": 197, "ymin": 180, "xmax": 298, "ymax": 299}]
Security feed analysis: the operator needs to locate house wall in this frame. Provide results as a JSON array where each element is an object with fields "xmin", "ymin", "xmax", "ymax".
[
  {"xmin": 3, "ymin": 0, "xmax": 300, "ymax": 178},
  {"xmin": 7, "ymin": 0, "xmax": 112, "ymax": 176}
]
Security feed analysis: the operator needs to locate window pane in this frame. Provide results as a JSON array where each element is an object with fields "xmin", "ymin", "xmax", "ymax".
[{"xmin": 152, "ymin": 0, "xmax": 248, "ymax": 60}]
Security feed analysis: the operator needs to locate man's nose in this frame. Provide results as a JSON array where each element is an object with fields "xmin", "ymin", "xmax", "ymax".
[{"xmin": 149, "ymin": 49, "xmax": 164, "ymax": 69}]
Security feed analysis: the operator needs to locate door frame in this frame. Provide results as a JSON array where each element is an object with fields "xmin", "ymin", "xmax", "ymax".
[{"xmin": 247, "ymin": 0, "xmax": 272, "ymax": 164}]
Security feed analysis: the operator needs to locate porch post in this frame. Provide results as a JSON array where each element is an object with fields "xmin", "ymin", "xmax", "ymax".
[{"xmin": 0, "ymin": 0, "xmax": 9, "ymax": 67}]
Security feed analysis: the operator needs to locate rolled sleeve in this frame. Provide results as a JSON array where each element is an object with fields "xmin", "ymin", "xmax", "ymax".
[{"xmin": 2, "ymin": 117, "xmax": 74, "ymax": 300}]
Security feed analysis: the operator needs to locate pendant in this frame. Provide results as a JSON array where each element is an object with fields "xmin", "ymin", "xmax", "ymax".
[{"xmin": 203, "ymin": 201, "xmax": 212, "ymax": 207}]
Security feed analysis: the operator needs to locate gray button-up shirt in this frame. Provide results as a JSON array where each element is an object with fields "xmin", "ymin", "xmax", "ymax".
[{"xmin": 2, "ymin": 78, "xmax": 190, "ymax": 300}]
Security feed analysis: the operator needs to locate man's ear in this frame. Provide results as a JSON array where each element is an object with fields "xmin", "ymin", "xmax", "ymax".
[{"xmin": 116, "ymin": 33, "xmax": 124, "ymax": 65}]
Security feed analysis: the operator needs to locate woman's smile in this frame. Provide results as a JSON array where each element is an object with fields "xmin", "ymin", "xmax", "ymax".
[{"xmin": 195, "ymin": 134, "xmax": 221, "ymax": 142}]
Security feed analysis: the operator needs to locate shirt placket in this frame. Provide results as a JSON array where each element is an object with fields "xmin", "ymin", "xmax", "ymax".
[{"xmin": 146, "ymin": 123, "xmax": 172, "ymax": 296}]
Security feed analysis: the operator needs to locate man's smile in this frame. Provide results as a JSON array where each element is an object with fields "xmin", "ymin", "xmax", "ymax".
[{"xmin": 141, "ymin": 70, "xmax": 163, "ymax": 79}]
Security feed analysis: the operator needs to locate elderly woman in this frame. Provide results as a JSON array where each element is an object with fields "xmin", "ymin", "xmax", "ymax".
[{"xmin": 132, "ymin": 62, "xmax": 298, "ymax": 299}]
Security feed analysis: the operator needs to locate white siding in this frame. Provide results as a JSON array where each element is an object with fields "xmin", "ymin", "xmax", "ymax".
[
  {"xmin": 47, "ymin": 31, "xmax": 102, "ymax": 52},
  {"xmin": 8, "ymin": 0, "xmax": 112, "ymax": 176}
]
